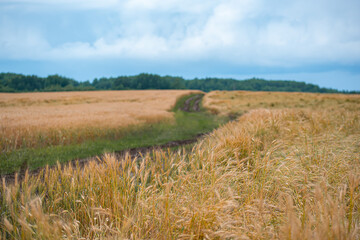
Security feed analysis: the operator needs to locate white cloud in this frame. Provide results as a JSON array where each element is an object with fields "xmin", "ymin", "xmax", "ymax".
[
  {"xmin": 1, "ymin": 0, "xmax": 120, "ymax": 9},
  {"xmin": 0, "ymin": 0, "xmax": 359, "ymax": 66},
  {"xmin": 0, "ymin": 18, "xmax": 50, "ymax": 59}
]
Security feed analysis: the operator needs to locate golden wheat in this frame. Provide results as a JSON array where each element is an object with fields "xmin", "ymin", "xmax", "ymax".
[
  {"xmin": 0, "ymin": 90, "xmax": 199, "ymax": 151},
  {"xmin": 203, "ymin": 90, "xmax": 360, "ymax": 115},
  {"xmin": 1, "ymin": 91, "xmax": 359, "ymax": 239}
]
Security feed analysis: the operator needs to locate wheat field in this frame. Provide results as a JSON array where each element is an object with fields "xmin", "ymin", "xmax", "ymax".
[
  {"xmin": 0, "ymin": 90, "xmax": 198, "ymax": 151},
  {"xmin": 203, "ymin": 90, "xmax": 360, "ymax": 115},
  {"xmin": 1, "ymin": 91, "xmax": 359, "ymax": 239}
]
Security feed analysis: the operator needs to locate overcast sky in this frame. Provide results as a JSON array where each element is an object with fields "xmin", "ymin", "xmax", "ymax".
[{"xmin": 0, "ymin": 0, "xmax": 359, "ymax": 90}]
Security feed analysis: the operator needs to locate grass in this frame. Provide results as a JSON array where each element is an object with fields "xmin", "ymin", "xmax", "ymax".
[
  {"xmin": 0, "ymin": 94, "xmax": 227, "ymax": 175},
  {"xmin": 172, "ymin": 92, "xmax": 204, "ymax": 112},
  {"xmin": 1, "ymin": 91, "xmax": 359, "ymax": 239}
]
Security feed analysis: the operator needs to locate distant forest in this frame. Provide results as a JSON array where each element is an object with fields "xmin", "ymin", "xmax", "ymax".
[{"xmin": 0, "ymin": 72, "xmax": 358, "ymax": 94}]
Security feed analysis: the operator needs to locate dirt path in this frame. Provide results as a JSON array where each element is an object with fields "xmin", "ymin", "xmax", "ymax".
[
  {"xmin": 1, "ymin": 132, "xmax": 207, "ymax": 183},
  {"xmin": 77, "ymin": 132, "xmax": 206, "ymax": 168},
  {"xmin": 1, "ymin": 94, "xmax": 208, "ymax": 183},
  {"xmin": 181, "ymin": 94, "xmax": 203, "ymax": 112}
]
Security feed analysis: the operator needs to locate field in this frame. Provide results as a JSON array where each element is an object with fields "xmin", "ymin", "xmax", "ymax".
[
  {"xmin": 0, "ymin": 90, "xmax": 199, "ymax": 152},
  {"xmin": 203, "ymin": 90, "xmax": 360, "ymax": 115},
  {"xmin": 1, "ymin": 91, "xmax": 360, "ymax": 239},
  {"xmin": 0, "ymin": 91, "xmax": 225, "ymax": 175}
]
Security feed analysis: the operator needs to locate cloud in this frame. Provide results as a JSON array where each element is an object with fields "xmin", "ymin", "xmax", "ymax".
[
  {"xmin": 0, "ymin": 0, "xmax": 120, "ymax": 9},
  {"xmin": 0, "ymin": 17, "xmax": 50, "ymax": 59},
  {"xmin": 0, "ymin": 0, "xmax": 359, "ymax": 67}
]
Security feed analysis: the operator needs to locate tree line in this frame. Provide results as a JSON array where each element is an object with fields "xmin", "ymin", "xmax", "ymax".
[{"xmin": 0, "ymin": 72, "xmax": 357, "ymax": 94}]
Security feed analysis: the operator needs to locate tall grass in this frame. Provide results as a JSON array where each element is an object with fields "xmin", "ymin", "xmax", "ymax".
[{"xmin": 1, "ymin": 103, "xmax": 359, "ymax": 238}]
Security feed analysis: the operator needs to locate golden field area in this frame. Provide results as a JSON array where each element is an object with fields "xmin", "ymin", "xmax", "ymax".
[
  {"xmin": 0, "ymin": 90, "xmax": 197, "ymax": 151},
  {"xmin": 1, "ymin": 91, "xmax": 360, "ymax": 239},
  {"xmin": 203, "ymin": 90, "xmax": 360, "ymax": 115}
]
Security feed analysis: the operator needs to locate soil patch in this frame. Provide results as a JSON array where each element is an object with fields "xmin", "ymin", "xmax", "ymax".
[{"xmin": 181, "ymin": 94, "xmax": 203, "ymax": 112}]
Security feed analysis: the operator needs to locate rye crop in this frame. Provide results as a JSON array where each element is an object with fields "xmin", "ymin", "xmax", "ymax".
[
  {"xmin": 203, "ymin": 90, "xmax": 360, "ymax": 115},
  {"xmin": 1, "ymin": 91, "xmax": 359, "ymax": 239},
  {"xmin": 0, "ymin": 90, "xmax": 198, "ymax": 152}
]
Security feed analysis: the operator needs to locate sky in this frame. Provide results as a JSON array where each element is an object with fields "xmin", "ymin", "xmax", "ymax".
[{"xmin": 0, "ymin": 0, "xmax": 359, "ymax": 91}]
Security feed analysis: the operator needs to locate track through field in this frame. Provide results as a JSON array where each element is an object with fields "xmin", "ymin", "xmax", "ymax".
[{"xmin": 1, "ymin": 93, "xmax": 216, "ymax": 182}]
